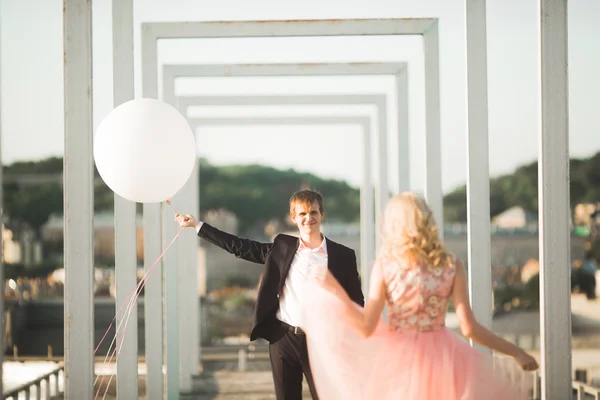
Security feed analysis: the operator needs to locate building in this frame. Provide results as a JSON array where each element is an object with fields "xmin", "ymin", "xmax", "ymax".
[
  {"xmin": 1, "ymin": 224, "xmax": 42, "ymax": 266},
  {"xmin": 492, "ymin": 206, "xmax": 538, "ymax": 230},
  {"xmin": 40, "ymin": 212, "xmax": 145, "ymax": 262},
  {"xmin": 2, "ymin": 225, "xmax": 21, "ymax": 264}
]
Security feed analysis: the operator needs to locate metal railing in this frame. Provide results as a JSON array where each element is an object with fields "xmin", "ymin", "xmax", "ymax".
[
  {"xmin": 3, "ymin": 364, "xmax": 64, "ymax": 400},
  {"xmin": 4, "ymin": 352, "xmax": 600, "ymax": 399},
  {"xmin": 528, "ymin": 369, "xmax": 600, "ymax": 400},
  {"xmin": 573, "ymin": 381, "xmax": 600, "ymax": 400},
  {"xmin": 572, "ymin": 369, "xmax": 600, "ymax": 400}
]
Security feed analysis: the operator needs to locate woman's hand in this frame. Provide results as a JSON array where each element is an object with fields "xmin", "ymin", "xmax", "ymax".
[{"xmin": 514, "ymin": 350, "xmax": 539, "ymax": 371}]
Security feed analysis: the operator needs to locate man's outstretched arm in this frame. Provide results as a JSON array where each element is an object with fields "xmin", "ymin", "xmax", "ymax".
[{"xmin": 176, "ymin": 214, "xmax": 273, "ymax": 264}]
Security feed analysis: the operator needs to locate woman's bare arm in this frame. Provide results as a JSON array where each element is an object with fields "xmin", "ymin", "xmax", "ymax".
[
  {"xmin": 452, "ymin": 259, "xmax": 538, "ymax": 371},
  {"xmin": 347, "ymin": 262, "xmax": 386, "ymax": 337}
]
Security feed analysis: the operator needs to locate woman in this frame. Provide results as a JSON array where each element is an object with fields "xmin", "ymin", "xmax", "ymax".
[{"xmin": 299, "ymin": 192, "xmax": 538, "ymax": 399}]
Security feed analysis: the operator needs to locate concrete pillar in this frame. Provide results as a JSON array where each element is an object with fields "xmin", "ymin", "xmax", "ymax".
[
  {"xmin": 538, "ymin": 0, "xmax": 571, "ymax": 397},
  {"xmin": 63, "ymin": 0, "xmax": 94, "ymax": 397},
  {"xmin": 112, "ymin": 0, "xmax": 138, "ymax": 397},
  {"xmin": 465, "ymin": 0, "xmax": 493, "ymax": 351}
]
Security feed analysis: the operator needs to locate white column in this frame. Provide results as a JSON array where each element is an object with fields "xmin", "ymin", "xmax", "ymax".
[
  {"xmin": 178, "ymin": 166, "xmax": 199, "ymax": 390},
  {"xmin": 163, "ymin": 195, "xmax": 180, "ymax": 400},
  {"xmin": 63, "ymin": 0, "xmax": 94, "ymax": 397},
  {"xmin": 375, "ymin": 105, "xmax": 388, "ymax": 248},
  {"xmin": 141, "ymin": 26, "xmax": 165, "ymax": 400},
  {"xmin": 396, "ymin": 69, "xmax": 410, "ymax": 193},
  {"xmin": 112, "ymin": 0, "xmax": 138, "ymax": 397},
  {"xmin": 190, "ymin": 159, "xmax": 200, "ymax": 372},
  {"xmin": 159, "ymin": 87, "xmax": 181, "ymax": 399},
  {"xmin": 175, "ymin": 96, "xmax": 199, "ymax": 392},
  {"xmin": 360, "ymin": 123, "xmax": 375, "ymax": 295},
  {"xmin": 465, "ymin": 0, "xmax": 493, "ymax": 348},
  {"xmin": 538, "ymin": 0, "xmax": 571, "ymax": 397},
  {"xmin": 172, "ymin": 97, "xmax": 197, "ymax": 391},
  {"xmin": 162, "ymin": 71, "xmax": 176, "ymax": 107},
  {"xmin": 423, "ymin": 22, "xmax": 444, "ymax": 237},
  {"xmin": 142, "ymin": 209, "xmax": 164, "ymax": 400}
]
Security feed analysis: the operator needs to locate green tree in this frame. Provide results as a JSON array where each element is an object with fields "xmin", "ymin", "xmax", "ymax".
[
  {"xmin": 197, "ymin": 161, "xmax": 360, "ymax": 234},
  {"xmin": 4, "ymin": 182, "xmax": 63, "ymax": 234},
  {"xmin": 7, "ymin": 151, "xmax": 600, "ymax": 232},
  {"xmin": 443, "ymin": 151, "xmax": 600, "ymax": 222},
  {"xmin": 586, "ymin": 152, "xmax": 600, "ymax": 187},
  {"xmin": 5, "ymin": 157, "xmax": 63, "ymax": 174}
]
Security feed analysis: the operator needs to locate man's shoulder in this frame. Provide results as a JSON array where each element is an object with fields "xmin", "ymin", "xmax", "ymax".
[
  {"xmin": 325, "ymin": 237, "xmax": 356, "ymax": 257},
  {"xmin": 273, "ymin": 233, "xmax": 299, "ymax": 246}
]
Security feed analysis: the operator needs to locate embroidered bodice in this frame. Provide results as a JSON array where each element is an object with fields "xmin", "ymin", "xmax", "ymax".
[{"xmin": 382, "ymin": 257, "xmax": 456, "ymax": 332}]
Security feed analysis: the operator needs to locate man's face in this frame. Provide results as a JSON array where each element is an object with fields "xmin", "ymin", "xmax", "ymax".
[{"xmin": 291, "ymin": 201, "xmax": 323, "ymax": 236}]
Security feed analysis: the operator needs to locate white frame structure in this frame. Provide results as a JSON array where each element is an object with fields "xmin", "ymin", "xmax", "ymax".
[
  {"xmin": 159, "ymin": 62, "xmax": 413, "ymax": 395},
  {"xmin": 186, "ymin": 115, "xmax": 374, "ymax": 275},
  {"xmin": 143, "ymin": 27, "xmax": 438, "ymax": 399},
  {"xmin": 112, "ymin": 1, "xmax": 138, "ymax": 399},
  {"xmin": 537, "ymin": 1, "xmax": 571, "ymax": 398},
  {"xmin": 163, "ymin": 62, "xmax": 412, "ymax": 216},
  {"xmin": 117, "ymin": 59, "xmax": 414, "ymax": 397},
  {"xmin": 175, "ymin": 93, "xmax": 397, "ymax": 393},
  {"xmin": 57, "ymin": 8, "xmax": 572, "ymax": 399},
  {"xmin": 465, "ymin": 0, "xmax": 493, "ymax": 354},
  {"xmin": 173, "ymin": 113, "xmax": 375, "ymax": 395},
  {"xmin": 64, "ymin": 0, "xmax": 94, "ymax": 398},
  {"xmin": 186, "ymin": 114, "xmax": 375, "ymax": 275},
  {"xmin": 177, "ymin": 92, "xmax": 394, "ymax": 242}
]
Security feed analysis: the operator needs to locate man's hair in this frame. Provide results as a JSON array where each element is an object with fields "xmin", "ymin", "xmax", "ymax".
[{"xmin": 289, "ymin": 189, "xmax": 324, "ymax": 217}]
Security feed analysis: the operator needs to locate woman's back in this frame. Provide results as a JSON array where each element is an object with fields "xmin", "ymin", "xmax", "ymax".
[
  {"xmin": 381, "ymin": 256, "xmax": 456, "ymax": 333},
  {"xmin": 299, "ymin": 191, "xmax": 535, "ymax": 399}
]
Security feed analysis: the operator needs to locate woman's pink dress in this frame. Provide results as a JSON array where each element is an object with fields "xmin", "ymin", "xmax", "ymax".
[{"xmin": 298, "ymin": 257, "xmax": 533, "ymax": 400}]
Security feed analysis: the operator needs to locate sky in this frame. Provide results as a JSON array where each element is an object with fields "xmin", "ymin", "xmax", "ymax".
[{"xmin": 1, "ymin": 0, "xmax": 599, "ymax": 194}]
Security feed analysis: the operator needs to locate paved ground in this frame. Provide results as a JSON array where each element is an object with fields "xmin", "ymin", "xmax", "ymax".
[
  {"xmin": 36, "ymin": 294, "xmax": 600, "ymax": 398},
  {"xmin": 85, "ymin": 349, "xmax": 600, "ymax": 400},
  {"xmin": 85, "ymin": 371, "xmax": 310, "ymax": 400},
  {"xmin": 184, "ymin": 371, "xmax": 312, "ymax": 400},
  {"xmin": 180, "ymin": 295, "xmax": 600, "ymax": 397}
]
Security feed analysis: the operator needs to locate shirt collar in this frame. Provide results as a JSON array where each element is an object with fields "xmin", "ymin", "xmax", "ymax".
[{"xmin": 298, "ymin": 234, "xmax": 328, "ymax": 254}]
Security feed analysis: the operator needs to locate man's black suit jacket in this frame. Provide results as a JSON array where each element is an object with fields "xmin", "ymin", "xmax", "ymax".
[{"xmin": 198, "ymin": 223, "xmax": 365, "ymax": 343}]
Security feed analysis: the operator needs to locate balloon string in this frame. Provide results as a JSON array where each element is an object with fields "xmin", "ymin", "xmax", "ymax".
[{"xmin": 94, "ymin": 199, "xmax": 184, "ymax": 399}]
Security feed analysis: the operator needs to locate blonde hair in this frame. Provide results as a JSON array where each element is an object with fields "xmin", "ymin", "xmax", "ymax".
[
  {"xmin": 378, "ymin": 192, "xmax": 452, "ymax": 268},
  {"xmin": 289, "ymin": 189, "xmax": 324, "ymax": 218}
]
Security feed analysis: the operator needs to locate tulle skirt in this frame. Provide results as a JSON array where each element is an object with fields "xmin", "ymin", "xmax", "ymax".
[{"xmin": 298, "ymin": 274, "xmax": 533, "ymax": 400}]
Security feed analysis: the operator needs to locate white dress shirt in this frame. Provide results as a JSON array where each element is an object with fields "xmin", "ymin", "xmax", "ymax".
[
  {"xmin": 276, "ymin": 236, "xmax": 328, "ymax": 327},
  {"xmin": 196, "ymin": 222, "xmax": 328, "ymax": 327}
]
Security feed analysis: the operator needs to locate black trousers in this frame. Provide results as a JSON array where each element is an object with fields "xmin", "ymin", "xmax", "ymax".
[{"xmin": 269, "ymin": 329, "xmax": 319, "ymax": 400}]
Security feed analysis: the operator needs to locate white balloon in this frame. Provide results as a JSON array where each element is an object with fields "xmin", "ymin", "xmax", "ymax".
[{"xmin": 94, "ymin": 98, "xmax": 196, "ymax": 203}]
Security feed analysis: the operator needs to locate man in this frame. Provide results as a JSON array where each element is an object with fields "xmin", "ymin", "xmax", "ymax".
[{"xmin": 176, "ymin": 189, "xmax": 364, "ymax": 400}]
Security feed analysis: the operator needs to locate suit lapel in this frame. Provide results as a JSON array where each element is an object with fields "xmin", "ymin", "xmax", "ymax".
[
  {"xmin": 325, "ymin": 238, "xmax": 336, "ymax": 272},
  {"xmin": 279, "ymin": 237, "xmax": 299, "ymax": 292}
]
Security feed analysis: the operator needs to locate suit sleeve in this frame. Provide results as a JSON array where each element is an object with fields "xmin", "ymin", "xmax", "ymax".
[
  {"xmin": 197, "ymin": 223, "xmax": 273, "ymax": 264},
  {"xmin": 347, "ymin": 250, "xmax": 365, "ymax": 307}
]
